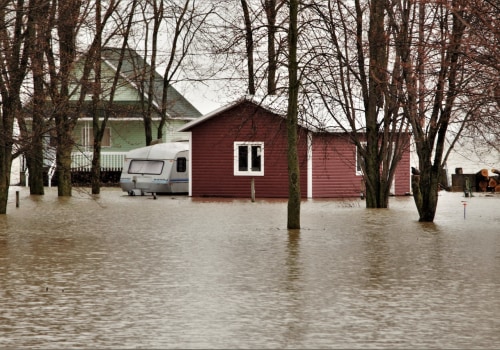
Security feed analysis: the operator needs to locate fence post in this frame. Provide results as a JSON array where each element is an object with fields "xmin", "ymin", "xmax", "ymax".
[{"xmin": 251, "ymin": 178, "xmax": 255, "ymax": 202}]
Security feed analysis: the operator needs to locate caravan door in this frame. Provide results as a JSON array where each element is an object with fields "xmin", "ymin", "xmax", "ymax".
[{"xmin": 169, "ymin": 150, "xmax": 189, "ymax": 193}]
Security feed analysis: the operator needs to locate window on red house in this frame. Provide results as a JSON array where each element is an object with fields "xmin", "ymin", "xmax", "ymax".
[{"xmin": 234, "ymin": 142, "xmax": 264, "ymax": 176}]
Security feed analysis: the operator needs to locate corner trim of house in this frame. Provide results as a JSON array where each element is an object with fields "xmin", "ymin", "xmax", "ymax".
[
  {"xmin": 307, "ymin": 131, "xmax": 313, "ymax": 198},
  {"xmin": 187, "ymin": 132, "xmax": 193, "ymax": 196}
]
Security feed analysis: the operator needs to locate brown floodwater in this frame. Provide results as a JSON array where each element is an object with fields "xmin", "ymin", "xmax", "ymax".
[{"xmin": 1, "ymin": 187, "xmax": 499, "ymax": 348}]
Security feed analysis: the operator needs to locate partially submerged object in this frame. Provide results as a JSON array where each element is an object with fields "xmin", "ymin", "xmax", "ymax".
[
  {"xmin": 451, "ymin": 167, "xmax": 500, "ymax": 194},
  {"xmin": 120, "ymin": 142, "xmax": 189, "ymax": 196}
]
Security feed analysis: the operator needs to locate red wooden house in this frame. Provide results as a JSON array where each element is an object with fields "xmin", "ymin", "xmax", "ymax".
[{"xmin": 177, "ymin": 98, "xmax": 411, "ymax": 198}]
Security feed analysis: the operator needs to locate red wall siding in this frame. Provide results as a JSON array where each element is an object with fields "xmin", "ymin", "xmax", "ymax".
[
  {"xmin": 311, "ymin": 133, "xmax": 411, "ymax": 197},
  {"xmin": 312, "ymin": 134, "xmax": 363, "ymax": 197},
  {"xmin": 394, "ymin": 139, "xmax": 411, "ymax": 195},
  {"xmin": 190, "ymin": 101, "xmax": 308, "ymax": 198}
]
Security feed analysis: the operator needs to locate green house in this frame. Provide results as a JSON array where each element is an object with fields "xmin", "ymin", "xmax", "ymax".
[{"xmin": 29, "ymin": 47, "xmax": 201, "ymax": 185}]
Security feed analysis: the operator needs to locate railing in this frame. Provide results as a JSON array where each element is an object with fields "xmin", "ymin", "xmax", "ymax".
[
  {"xmin": 47, "ymin": 161, "xmax": 56, "ymax": 188},
  {"xmin": 71, "ymin": 151, "xmax": 127, "ymax": 171},
  {"xmin": 22, "ymin": 151, "xmax": 128, "ymax": 187}
]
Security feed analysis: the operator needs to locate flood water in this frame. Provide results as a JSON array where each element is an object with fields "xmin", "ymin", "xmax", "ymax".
[{"xmin": 1, "ymin": 187, "xmax": 499, "ymax": 349}]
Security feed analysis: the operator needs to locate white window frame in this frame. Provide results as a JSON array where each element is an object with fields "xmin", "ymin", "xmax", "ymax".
[
  {"xmin": 234, "ymin": 142, "xmax": 264, "ymax": 176},
  {"xmin": 82, "ymin": 126, "xmax": 111, "ymax": 148}
]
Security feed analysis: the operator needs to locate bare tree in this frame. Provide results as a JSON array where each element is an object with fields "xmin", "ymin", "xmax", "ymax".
[
  {"xmin": 302, "ymin": 0, "xmax": 411, "ymax": 209},
  {"xmin": 40, "ymin": 0, "xmax": 124, "ymax": 196},
  {"xmin": 16, "ymin": 0, "xmax": 85, "ymax": 197},
  {"xmin": 76, "ymin": 0, "xmax": 131, "ymax": 194},
  {"xmin": 44, "ymin": 0, "xmax": 86, "ymax": 197},
  {"xmin": 129, "ymin": 0, "xmax": 213, "ymax": 146},
  {"xmin": 388, "ymin": 0, "xmax": 472, "ymax": 221},
  {"xmin": 19, "ymin": 0, "xmax": 51, "ymax": 195},
  {"xmin": 0, "ymin": 0, "xmax": 33, "ymax": 213},
  {"xmin": 301, "ymin": 0, "xmax": 494, "ymax": 220},
  {"xmin": 454, "ymin": 0, "xmax": 500, "ymax": 150},
  {"xmin": 206, "ymin": 0, "xmax": 288, "ymax": 99},
  {"xmin": 157, "ymin": 0, "xmax": 213, "ymax": 141},
  {"xmin": 88, "ymin": 0, "xmax": 137, "ymax": 194}
]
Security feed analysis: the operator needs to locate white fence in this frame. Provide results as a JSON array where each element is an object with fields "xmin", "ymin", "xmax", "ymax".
[
  {"xmin": 71, "ymin": 151, "xmax": 127, "ymax": 171},
  {"xmin": 22, "ymin": 151, "xmax": 128, "ymax": 187}
]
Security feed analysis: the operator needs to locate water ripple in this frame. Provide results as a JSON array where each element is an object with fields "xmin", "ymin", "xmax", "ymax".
[{"xmin": 1, "ymin": 188, "xmax": 499, "ymax": 348}]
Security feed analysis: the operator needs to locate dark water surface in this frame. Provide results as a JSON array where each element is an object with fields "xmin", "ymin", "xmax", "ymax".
[{"xmin": 1, "ymin": 187, "xmax": 499, "ymax": 348}]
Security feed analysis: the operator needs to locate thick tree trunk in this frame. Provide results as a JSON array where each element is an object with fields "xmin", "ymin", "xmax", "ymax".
[
  {"xmin": 0, "ymin": 144, "xmax": 13, "ymax": 215},
  {"xmin": 28, "ymin": 132, "xmax": 45, "ymax": 195},
  {"xmin": 91, "ymin": 146, "xmax": 101, "ymax": 195},
  {"xmin": 28, "ymin": 75, "xmax": 46, "ymax": 194},
  {"xmin": 1, "ymin": 102, "xmax": 19, "ymax": 213},
  {"xmin": 0, "ymin": 1, "xmax": 33, "ymax": 212},
  {"xmin": 91, "ymin": 113, "xmax": 102, "ymax": 195},
  {"xmin": 413, "ymin": 165, "xmax": 440, "ymax": 222},
  {"xmin": 144, "ymin": 117, "xmax": 153, "ymax": 146},
  {"xmin": 28, "ymin": 5, "xmax": 48, "ymax": 196},
  {"xmin": 364, "ymin": 146, "xmax": 380, "ymax": 208},
  {"xmin": 54, "ymin": 0, "xmax": 81, "ymax": 197},
  {"xmin": 364, "ymin": 174, "xmax": 390, "ymax": 208},
  {"xmin": 19, "ymin": 107, "xmax": 44, "ymax": 195},
  {"xmin": 56, "ymin": 133, "xmax": 73, "ymax": 197},
  {"xmin": 364, "ymin": 0, "xmax": 389, "ymax": 209},
  {"xmin": 0, "ymin": 182, "xmax": 8, "ymax": 215},
  {"xmin": 287, "ymin": 0, "xmax": 300, "ymax": 229},
  {"xmin": 28, "ymin": 54, "xmax": 46, "ymax": 194}
]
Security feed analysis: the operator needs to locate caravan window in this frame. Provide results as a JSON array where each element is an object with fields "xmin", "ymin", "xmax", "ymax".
[
  {"xmin": 128, "ymin": 160, "xmax": 164, "ymax": 175},
  {"xmin": 177, "ymin": 157, "xmax": 187, "ymax": 173}
]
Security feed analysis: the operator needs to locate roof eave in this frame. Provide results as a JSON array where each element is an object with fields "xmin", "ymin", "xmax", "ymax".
[{"xmin": 177, "ymin": 97, "xmax": 247, "ymax": 132}]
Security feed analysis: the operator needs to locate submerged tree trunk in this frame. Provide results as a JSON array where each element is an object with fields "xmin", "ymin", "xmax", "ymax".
[
  {"xmin": 0, "ymin": 157, "xmax": 12, "ymax": 214},
  {"xmin": 27, "ymin": 129, "xmax": 45, "ymax": 194},
  {"xmin": 52, "ymin": 0, "xmax": 82, "ymax": 197},
  {"xmin": 26, "ymin": 0, "xmax": 49, "ymax": 195},
  {"xmin": 287, "ymin": 0, "xmax": 300, "ymax": 229},
  {"xmin": 412, "ymin": 166, "xmax": 440, "ymax": 222},
  {"xmin": 55, "ymin": 127, "xmax": 73, "ymax": 197},
  {"xmin": 28, "ymin": 51, "xmax": 46, "ymax": 195},
  {"xmin": 90, "ymin": 0, "xmax": 102, "ymax": 195},
  {"xmin": 91, "ymin": 138, "xmax": 102, "ymax": 194},
  {"xmin": 0, "ymin": 107, "xmax": 14, "ymax": 214},
  {"xmin": 18, "ymin": 105, "xmax": 45, "ymax": 195},
  {"xmin": 364, "ymin": 0, "xmax": 388, "ymax": 208},
  {"xmin": 91, "ymin": 105, "xmax": 103, "ymax": 195},
  {"xmin": 407, "ymin": 2, "xmax": 466, "ymax": 222},
  {"xmin": 88, "ymin": 0, "xmax": 136, "ymax": 194},
  {"xmin": 0, "ymin": 0, "xmax": 32, "ymax": 213}
]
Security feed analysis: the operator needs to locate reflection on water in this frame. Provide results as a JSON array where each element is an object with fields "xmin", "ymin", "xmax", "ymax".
[{"xmin": 1, "ymin": 187, "xmax": 499, "ymax": 348}]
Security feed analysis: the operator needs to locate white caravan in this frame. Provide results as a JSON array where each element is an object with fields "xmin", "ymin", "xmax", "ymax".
[{"xmin": 120, "ymin": 141, "xmax": 189, "ymax": 196}]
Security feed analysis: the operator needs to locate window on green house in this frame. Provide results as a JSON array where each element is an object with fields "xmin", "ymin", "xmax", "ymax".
[{"xmin": 82, "ymin": 127, "xmax": 111, "ymax": 147}]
